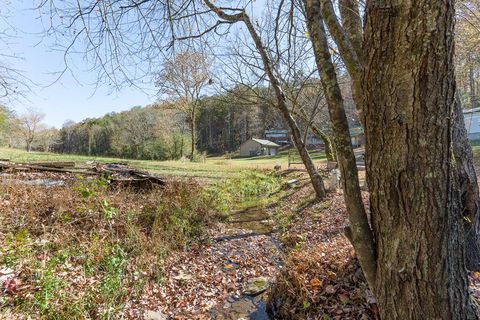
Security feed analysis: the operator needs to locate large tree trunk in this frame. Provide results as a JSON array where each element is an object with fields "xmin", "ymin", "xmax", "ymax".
[
  {"xmin": 364, "ymin": 1, "xmax": 478, "ymax": 318},
  {"xmin": 322, "ymin": 0, "xmax": 480, "ymax": 275}
]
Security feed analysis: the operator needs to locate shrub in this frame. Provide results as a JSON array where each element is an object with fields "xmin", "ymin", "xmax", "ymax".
[
  {"xmin": 0, "ymin": 176, "xmax": 228, "ymax": 319},
  {"xmin": 209, "ymin": 170, "xmax": 283, "ymax": 206}
]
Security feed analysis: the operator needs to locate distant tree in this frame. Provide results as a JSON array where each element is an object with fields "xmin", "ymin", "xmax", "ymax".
[
  {"xmin": 156, "ymin": 50, "xmax": 211, "ymax": 159},
  {"xmin": 0, "ymin": 105, "xmax": 16, "ymax": 146},
  {"xmin": 112, "ymin": 107, "xmax": 158, "ymax": 159},
  {"xmin": 456, "ymin": 0, "xmax": 480, "ymax": 109},
  {"xmin": 59, "ymin": 120, "xmax": 76, "ymax": 152},
  {"xmin": 219, "ymin": 25, "xmax": 337, "ymax": 161},
  {"xmin": 18, "ymin": 107, "xmax": 45, "ymax": 152},
  {"xmin": 36, "ymin": 127, "xmax": 59, "ymax": 152}
]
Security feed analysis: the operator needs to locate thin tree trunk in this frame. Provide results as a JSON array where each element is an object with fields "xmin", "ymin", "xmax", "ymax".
[
  {"xmin": 88, "ymin": 130, "xmax": 93, "ymax": 156},
  {"xmin": 305, "ymin": 0, "xmax": 376, "ymax": 289},
  {"xmin": 338, "ymin": 0, "xmax": 362, "ymax": 59},
  {"xmin": 453, "ymin": 94, "xmax": 480, "ymax": 271},
  {"xmin": 208, "ymin": 112, "xmax": 213, "ymax": 149},
  {"xmin": 320, "ymin": 0, "xmax": 364, "ymax": 123},
  {"xmin": 180, "ymin": 134, "xmax": 184, "ymax": 158},
  {"xmin": 292, "ymin": 108, "xmax": 336, "ymax": 161},
  {"xmin": 364, "ymin": 1, "xmax": 478, "ymax": 318},
  {"xmin": 310, "ymin": 125, "xmax": 335, "ymax": 162},
  {"xmin": 470, "ymin": 63, "xmax": 478, "ymax": 109},
  {"xmin": 190, "ymin": 110, "xmax": 196, "ymax": 159},
  {"xmin": 204, "ymin": 0, "xmax": 326, "ymax": 199},
  {"xmin": 244, "ymin": 32, "xmax": 326, "ymax": 199},
  {"xmin": 337, "ymin": 0, "xmax": 364, "ymax": 123}
]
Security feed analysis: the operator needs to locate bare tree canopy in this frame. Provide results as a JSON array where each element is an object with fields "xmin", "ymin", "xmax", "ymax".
[
  {"xmin": 0, "ymin": 2, "xmax": 30, "ymax": 103},
  {"xmin": 156, "ymin": 49, "xmax": 211, "ymax": 158},
  {"xmin": 18, "ymin": 107, "xmax": 46, "ymax": 152}
]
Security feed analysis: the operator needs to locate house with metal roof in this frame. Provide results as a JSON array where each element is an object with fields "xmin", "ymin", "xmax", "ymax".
[{"xmin": 239, "ymin": 138, "xmax": 281, "ymax": 157}]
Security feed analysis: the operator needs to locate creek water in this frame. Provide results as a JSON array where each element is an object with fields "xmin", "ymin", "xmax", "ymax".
[{"xmin": 213, "ymin": 205, "xmax": 281, "ymax": 320}]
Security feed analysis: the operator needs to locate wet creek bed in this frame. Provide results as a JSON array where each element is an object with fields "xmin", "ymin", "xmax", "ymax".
[
  {"xmin": 134, "ymin": 173, "xmax": 312, "ymax": 319},
  {"xmin": 211, "ymin": 205, "xmax": 283, "ymax": 320},
  {"xmin": 138, "ymin": 194, "xmax": 295, "ymax": 320}
]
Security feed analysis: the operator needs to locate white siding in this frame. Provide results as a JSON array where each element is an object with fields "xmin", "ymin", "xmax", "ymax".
[
  {"xmin": 465, "ymin": 111, "xmax": 480, "ymax": 140},
  {"xmin": 239, "ymin": 140, "xmax": 262, "ymax": 157},
  {"xmin": 239, "ymin": 139, "xmax": 280, "ymax": 157}
]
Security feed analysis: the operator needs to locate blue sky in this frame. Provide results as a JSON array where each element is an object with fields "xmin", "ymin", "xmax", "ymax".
[
  {"xmin": 1, "ymin": 1, "xmax": 155, "ymax": 128},
  {"xmin": 0, "ymin": 0, "xmax": 269, "ymax": 128}
]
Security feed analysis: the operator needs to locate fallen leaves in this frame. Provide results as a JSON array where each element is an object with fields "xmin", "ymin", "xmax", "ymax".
[
  {"xmin": 1, "ymin": 169, "xmax": 381, "ymax": 319},
  {"xmin": 269, "ymin": 189, "xmax": 379, "ymax": 320}
]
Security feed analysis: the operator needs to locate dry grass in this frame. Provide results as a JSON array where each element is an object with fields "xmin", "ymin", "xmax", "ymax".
[
  {"xmin": 0, "ymin": 147, "xmax": 328, "ymax": 180},
  {"xmin": 0, "ymin": 173, "xmax": 227, "ymax": 319}
]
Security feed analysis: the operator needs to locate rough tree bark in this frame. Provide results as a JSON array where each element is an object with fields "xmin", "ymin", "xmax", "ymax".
[
  {"xmin": 453, "ymin": 94, "xmax": 480, "ymax": 271},
  {"xmin": 305, "ymin": 0, "xmax": 376, "ymax": 289},
  {"xmin": 363, "ymin": 1, "xmax": 478, "ymax": 318},
  {"xmin": 204, "ymin": 0, "xmax": 326, "ymax": 199},
  {"xmin": 320, "ymin": 0, "xmax": 480, "ymax": 272}
]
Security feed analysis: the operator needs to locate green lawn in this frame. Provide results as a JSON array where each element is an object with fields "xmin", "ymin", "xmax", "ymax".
[{"xmin": 0, "ymin": 148, "xmax": 327, "ymax": 179}]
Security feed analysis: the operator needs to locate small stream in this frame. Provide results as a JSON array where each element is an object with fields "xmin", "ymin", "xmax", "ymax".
[{"xmin": 213, "ymin": 205, "xmax": 282, "ymax": 320}]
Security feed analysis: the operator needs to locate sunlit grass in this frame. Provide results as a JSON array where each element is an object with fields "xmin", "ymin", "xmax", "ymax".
[{"xmin": 0, "ymin": 147, "xmax": 327, "ymax": 179}]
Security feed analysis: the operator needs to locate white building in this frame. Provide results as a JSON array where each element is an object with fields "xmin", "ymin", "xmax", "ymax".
[
  {"xmin": 239, "ymin": 138, "xmax": 280, "ymax": 157},
  {"xmin": 464, "ymin": 107, "xmax": 480, "ymax": 140}
]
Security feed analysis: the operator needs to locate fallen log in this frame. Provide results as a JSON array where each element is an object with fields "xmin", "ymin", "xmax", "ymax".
[
  {"xmin": 24, "ymin": 165, "xmax": 97, "ymax": 175},
  {"xmin": 0, "ymin": 160, "xmax": 165, "ymax": 190},
  {"xmin": 95, "ymin": 163, "xmax": 165, "ymax": 189},
  {"xmin": 30, "ymin": 161, "xmax": 76, "ymax": 168}
]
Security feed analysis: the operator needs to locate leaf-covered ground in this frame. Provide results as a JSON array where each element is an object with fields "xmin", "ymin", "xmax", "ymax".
[
  {"xmin": 120, "ymin": 169, "xmax": 380, "ymax": 319},
  {"xmin": 7, "ymin": 168, "xmax": 480, "ymax": 320}
]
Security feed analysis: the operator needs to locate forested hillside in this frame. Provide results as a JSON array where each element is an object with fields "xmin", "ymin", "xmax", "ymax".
[{"xmin": 0, "ymin": 81, "xmax": 359, "ymax": 160}]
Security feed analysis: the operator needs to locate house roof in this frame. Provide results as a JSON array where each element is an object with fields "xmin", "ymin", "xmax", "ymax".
[{"xmin": 251, "ymin": 138, "xmax": 280, "ymax": 147}]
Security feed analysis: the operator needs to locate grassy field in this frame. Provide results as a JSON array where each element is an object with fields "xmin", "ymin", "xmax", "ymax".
[
  {"xmin": 472, "ymin": 145, "xmax": 480, "ymax": 164},
  {"xmin": 0, "ymin": 147, "xmax": 327, "ymax": 179}
]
